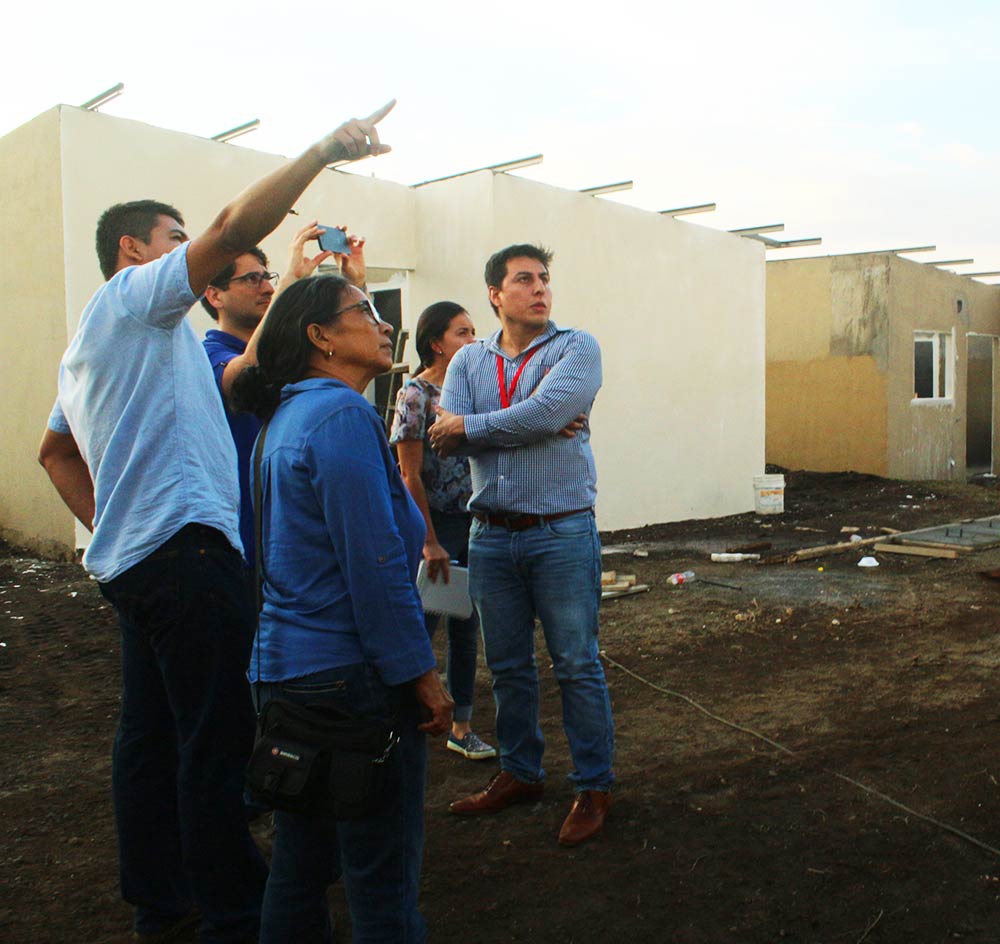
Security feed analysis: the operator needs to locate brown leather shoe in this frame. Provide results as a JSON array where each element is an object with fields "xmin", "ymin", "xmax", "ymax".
[
  {"xmin": 449, "ymin": 770, "xmax": 544, "ymax": 815},
  {"xmin": 558, "ymin": 790, "xmax": 611, "ymax": 846}
]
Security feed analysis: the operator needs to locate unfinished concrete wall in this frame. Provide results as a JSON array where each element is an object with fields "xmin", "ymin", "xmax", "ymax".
[
  {"xmin": 766, "ymin": 255, "xmax": 890, "ymax": 475},
  {"xmin": 0, "ymin": 109, "xmax": 75, "ymax": 556},
  {"xmin": 885, "ymin": 256, "xmax": 1000, "ymax": 479},
  {"xmin": 768, "ymin": 251, "xmax": 1000, "ymax": 481},
  {"xmin": 418, "ymin": 171, "xmax": 766, "ymax": 530}
]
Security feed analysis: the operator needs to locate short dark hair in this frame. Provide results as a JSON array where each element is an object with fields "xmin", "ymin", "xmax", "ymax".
[
  {"xmin": 414, "ymin": 301, "xmax": 467, "ymax": 369},
  {"xmin": 199, "ymin": 247, "xmax": 269, "ymax": 320},
  {"xmin": 483, "ymin": 244, "xmax": 553, "ymax": 315},
  {"xmin": 230, "ymin": 275, "xmax": 351, "ymax": 421},
  {"xmin": 95, "ymin": 200, "xmax": 184, "ymax": 281}
]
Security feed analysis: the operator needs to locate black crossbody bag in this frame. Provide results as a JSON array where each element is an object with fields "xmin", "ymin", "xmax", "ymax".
[{"xmin": 244, "ymin": 421, "xmax": 399, "ymax": 822}]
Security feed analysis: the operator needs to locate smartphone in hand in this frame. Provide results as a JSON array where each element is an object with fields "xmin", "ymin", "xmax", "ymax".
[{"xmin": 317, "ymin": 226, "xmax": 351, "ymax": 254}]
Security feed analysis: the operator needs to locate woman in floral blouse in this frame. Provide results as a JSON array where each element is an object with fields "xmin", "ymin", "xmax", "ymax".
[{"xmin": 390, "ymin": 302, "xmax": 496, "ymax": 761}]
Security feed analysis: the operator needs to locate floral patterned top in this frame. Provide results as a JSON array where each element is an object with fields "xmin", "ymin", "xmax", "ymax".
[{"xmin": 389, "ymin": 377, "xmax": 472, "ymax": 514}]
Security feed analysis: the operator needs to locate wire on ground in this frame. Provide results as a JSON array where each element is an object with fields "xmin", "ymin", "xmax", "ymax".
[{"xmin": 601, "ymin": 650, "xmax": 1000, "ymax": 860}]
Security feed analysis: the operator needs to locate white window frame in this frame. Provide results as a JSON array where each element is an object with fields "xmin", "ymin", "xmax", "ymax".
[{"xmin": 912, "ymin": 329, "xmax": 954, "ymax": 401}]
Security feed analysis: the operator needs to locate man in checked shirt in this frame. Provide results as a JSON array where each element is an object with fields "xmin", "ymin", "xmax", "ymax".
[{"xmin": 429, "ymin": 244, "xmax": 615, "ymax": 846}]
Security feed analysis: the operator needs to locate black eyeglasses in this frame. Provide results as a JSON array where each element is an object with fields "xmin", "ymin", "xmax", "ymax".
[
  {"xmin": 332, "ymin": 298, "xmax": 385, "ymax": 325},
  {"xmin": 226, "ymin": 270, "xmax": 278, "ymax": 288}
]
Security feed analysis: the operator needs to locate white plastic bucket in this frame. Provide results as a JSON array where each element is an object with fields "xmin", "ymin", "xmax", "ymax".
[{"xmin": 753, "ymin": 474, "xmax": 785, "ymax": 515}]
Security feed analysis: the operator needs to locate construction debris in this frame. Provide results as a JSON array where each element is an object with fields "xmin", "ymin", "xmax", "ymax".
[{"xmin": 767, "ymin": 515, "xmax": 1000, "ymax": 565}]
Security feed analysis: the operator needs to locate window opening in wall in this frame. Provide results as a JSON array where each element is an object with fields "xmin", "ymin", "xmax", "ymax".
[{"xmin": 913, "ymin": 331, "xmax": 952, "ymax": 399}]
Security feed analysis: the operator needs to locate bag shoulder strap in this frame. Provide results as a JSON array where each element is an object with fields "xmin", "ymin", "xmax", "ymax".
[{"xmin": 253, "ymin": 420, "xmax": 270, "ymax": 712}]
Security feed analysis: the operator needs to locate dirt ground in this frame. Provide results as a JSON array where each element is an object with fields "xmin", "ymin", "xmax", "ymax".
[{"xmin": 3, "ymin": 470, "xmax": 1000, "ymax": 943}]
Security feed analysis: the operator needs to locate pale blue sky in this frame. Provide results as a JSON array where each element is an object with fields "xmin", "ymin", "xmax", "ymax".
[{"xmin": 6, "ymin": 0, "xmax": 999, "ymax": 269}]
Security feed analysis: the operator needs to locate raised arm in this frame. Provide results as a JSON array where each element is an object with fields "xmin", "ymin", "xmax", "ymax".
[
  {"xmin": 218, "ymin": 222, "xmax": 366, "ymax": 400},
  {"xmin": 186, "ymin": 101, "xmax": 394, "ymax": 298},
  {"xmin": 38, "ymin": 428, "xmax": 95, "ymax": 532}
]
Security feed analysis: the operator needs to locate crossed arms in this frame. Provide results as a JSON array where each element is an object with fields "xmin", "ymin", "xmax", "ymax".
[{"xmin": 429, "ymin": 331, "xmax": 601, "ymax": 458}]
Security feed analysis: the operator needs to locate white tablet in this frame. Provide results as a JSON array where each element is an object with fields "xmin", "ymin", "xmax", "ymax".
[{"xmin": 416, "ymin": 561, "xmax": 474, "ymax": 619}]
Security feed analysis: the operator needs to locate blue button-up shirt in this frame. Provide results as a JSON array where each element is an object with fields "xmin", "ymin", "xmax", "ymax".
[{"xmin": 440, "ymin": 321, "xmax": 601, "ymax": 516}]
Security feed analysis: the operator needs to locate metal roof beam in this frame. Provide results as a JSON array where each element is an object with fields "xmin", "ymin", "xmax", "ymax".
[
  {"xmin": 81, "ymin": 83, "xmax": 124, "ymax": 111},
  {"xmin": 411, "ymin": 154, "xmax": 543, "ymax": 187},
  {"xmin": 660, "ymin": 203, "xmax": 716, "ymax": 217},
  {"xmin": 579, "ymin": 180, "xmax": 633, "ymax": 196},
  {"xmin": 728, "ymin": 223, "xmax": 785, "ymax": 236},
  {"xmin": 211, "ymin": 119, "xmax": 260, "ymax": 143}
]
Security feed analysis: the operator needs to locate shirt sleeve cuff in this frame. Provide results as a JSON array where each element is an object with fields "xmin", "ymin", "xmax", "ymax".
[
  {"xmin": 463, "ymin": 413, "xmax": 490, "ymax": 444},
  {"xmin": 372, "ymin": 643, "xmax": 437, "ymax": 687}
]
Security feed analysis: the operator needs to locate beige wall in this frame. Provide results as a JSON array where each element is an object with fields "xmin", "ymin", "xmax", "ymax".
[
  {"xmin": 766, "ymin": 254, "xmax": 891, "ymax": 474},
  {"xmin": 5, "ymin": 106, "xmax": 767, "ymax": 550},
  {"xmin": 766, "ymin": 357, "xmax": 888, "ymax": 475},
  {"xmin": 767, "ymin": 251, "xmax": 1000, "ymax": 480},
  {"xmin": 0, "ymin": 109, "xmax": 75, "ymax": 556}
]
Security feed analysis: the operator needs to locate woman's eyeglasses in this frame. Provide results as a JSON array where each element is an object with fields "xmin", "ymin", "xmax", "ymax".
[{"xmin": 332, "ymin": 299, "xmax": 386, "ymax": 326}]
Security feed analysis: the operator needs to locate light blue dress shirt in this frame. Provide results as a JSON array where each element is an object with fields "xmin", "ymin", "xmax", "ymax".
[
  {"xmin": 440, "ymin": 321, "xmax": 601, "ymax": 516},
  {"xmin": 47, "ymin": 244, "xmax": 242, "ymax": 582}
]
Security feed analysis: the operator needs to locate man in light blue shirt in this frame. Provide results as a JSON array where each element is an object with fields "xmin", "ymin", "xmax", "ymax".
[
  {"xmin": 431, "ymin": 244, "xmax": 615, "ymax": 847},
  {"xmin": 38, "ymin": 103, "xmax": 395, "ymax": 944}
]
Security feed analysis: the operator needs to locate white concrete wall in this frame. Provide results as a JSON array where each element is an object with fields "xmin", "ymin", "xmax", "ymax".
[
  {"xmin": 0, "ymin": 108, "xmax": 75, "ymax": 556},
  {"xmin": 6, "ymin": 106, "xmax": 766, "ymax": 551},
  {"xmin": 417, "ymin": 172, "xmax": 767, "ymax": 530}
]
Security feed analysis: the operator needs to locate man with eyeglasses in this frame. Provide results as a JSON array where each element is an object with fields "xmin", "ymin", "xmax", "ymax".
[
  {"xmin": 201, "ymin": 225, "xmax": 366, "ymax": 571},
  {"xmin": 37, "ymin": 102, "xmax": 394, "ymax": 944}
]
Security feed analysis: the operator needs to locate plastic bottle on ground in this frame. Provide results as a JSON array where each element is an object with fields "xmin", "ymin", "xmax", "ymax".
[{"xmin": 667, "ymin": 570, "xmax": 696, "ymax": 586}]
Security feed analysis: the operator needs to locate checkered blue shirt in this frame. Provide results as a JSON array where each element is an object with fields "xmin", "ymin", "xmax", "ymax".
[{"xmin": 440, "ymin": 321, "xmax": 601, "ymax": 516}]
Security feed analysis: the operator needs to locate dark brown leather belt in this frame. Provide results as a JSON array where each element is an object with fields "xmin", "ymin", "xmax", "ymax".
[{"xmin": 472, "ymin": 508, "xmax": 592, "ymax": 531}]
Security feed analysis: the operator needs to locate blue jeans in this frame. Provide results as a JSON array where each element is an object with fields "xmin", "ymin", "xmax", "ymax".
[
  {"xmin": 255, "ymin": 664, "xmax": 427, "ymax": 944},
  {"xmin": 468, "ymin": 510, "xmax": 615, "ymax": 791},
  {"xmin": 425, "ymin": 510, "xmax": 479, "ymax": 724},
  {"xmin": 99, "ymin": 524, "xmax": 267, "ymax": 942}
]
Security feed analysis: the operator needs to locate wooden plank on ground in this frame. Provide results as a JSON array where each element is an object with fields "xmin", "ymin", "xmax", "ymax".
[
  {"xmin": 874, "ymin": 542, "xmax": 961, "ymax": 560},
  {"xmin": 785, "ymin": 534, "xmax": 883, "ymax": 563},
  {"xmin": 892, "ymin": 538, "xmax": 974, "ymax": 553}
]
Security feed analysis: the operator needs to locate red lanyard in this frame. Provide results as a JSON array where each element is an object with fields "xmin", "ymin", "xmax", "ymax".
[{"xmin": 496, "ymin": 346, "xmax": 541, "ymax": 408}]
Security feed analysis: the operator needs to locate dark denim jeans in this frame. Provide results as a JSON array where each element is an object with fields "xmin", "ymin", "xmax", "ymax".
[
  {"xmin": 99, "ymin": 524, "xmax": 267, "ymax": 942},
  {"xmin": 468, "ymin": 511, "xmax": 615, "ymax": 791},
  {"xmin": 254, "ymin": 663, "xmax": 427, "ymax": 944},
  {"xmin": 424, "ymin": 511, "xmax": 479, "ymax": 723}
]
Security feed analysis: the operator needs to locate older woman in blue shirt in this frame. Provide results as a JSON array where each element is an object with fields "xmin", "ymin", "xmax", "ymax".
[{"xmin": 233, "ymin": 274, "xmax": 452, "ymax": 944}]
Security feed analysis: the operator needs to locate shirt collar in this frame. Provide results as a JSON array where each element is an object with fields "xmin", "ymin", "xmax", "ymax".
[
  {"xmin": 205, "ymin": 328, "xmax": 248, "ymax": 352},
  {"xmin": 485, "ymin": 320, "xmax": 563, "ymax": 360}
]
